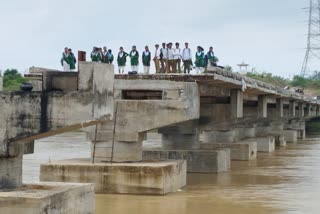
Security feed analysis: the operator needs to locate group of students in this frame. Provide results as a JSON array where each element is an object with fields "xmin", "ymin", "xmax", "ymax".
[
  {"xmin": 61, "ymin": 47, "xmax": 77, "ymax": 71},
  {"xmin": 154, "ymin": 42, "xmax": 219, "ymax": 74},
  {"xmin": 61, "ymin": 43, "xmax": 219, "ymax": 74},
  {"xmin": 90, "ymin": 46, "xmax": 114, "ymax": 64},
  {"xmin": 90, "ymin": 45, "xmax": 152, "ymax": 74},
  {"xmin": 90, "ymin": 43, "xmax": 219, "ymax": 74}
]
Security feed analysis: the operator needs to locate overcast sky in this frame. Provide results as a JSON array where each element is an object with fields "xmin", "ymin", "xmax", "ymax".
[{"xmin": 0, "ymin": 0, "xmax": 312, "ymax": 77}]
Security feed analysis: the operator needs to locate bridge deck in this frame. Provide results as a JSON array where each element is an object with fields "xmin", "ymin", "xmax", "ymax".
[{"xmin": 115, "ymin": 73, "xmax": 315, "ymax": 103}]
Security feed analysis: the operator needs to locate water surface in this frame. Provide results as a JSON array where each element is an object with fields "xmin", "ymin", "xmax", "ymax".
[{"xmin": 24, "ymin": 133, "xmax": 320, "ymax": 214}]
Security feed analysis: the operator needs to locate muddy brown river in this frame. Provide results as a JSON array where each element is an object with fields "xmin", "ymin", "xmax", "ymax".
[{"xmin": 23, "ymin": 132, "xmax": 320, "ymax": 214}]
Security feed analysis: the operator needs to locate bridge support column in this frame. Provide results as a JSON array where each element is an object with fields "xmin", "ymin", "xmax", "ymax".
[
  {"xmin": 0, "ymin": 142, "xmax": 24, "ymax": 189},
  {"xmin": 0, "ymin": 156, "xmax": 23, "ymax": 189},
  {"xmin": 306, "ymin": 104, "xmax": 312, "ymax": 117},
  {"xmin": 231, "ymin": 89, "xmax": 243, "ymax": 119},
  {"xmin": 283, "ymin": 130, "xmax": 298, "ymax": 143},
  {"xmin": 298, "ymin": 103, "xmax": 305, "ymax": 117},
  {"xmin": 143, "ymin": 120, "xmax": 231, "ymax": 173},
  {"xmin": 258, "ymin": 95, "xmax": 268, "ymax": 118},
  {"xmin": 201, "ymin": 127, "xmax": 257, "ymax": 161},
  {"xmin": 159, "ymin": 120, "xmax": 200, "ymax": 150},
  {"xmin": 88, "ymin": 122, "xmax": 143, "ymax": 162},
  {"xmin": 275, "ymin": 135, "xmax": 287, "ymax": 147},
  {"xmin": 276, "ymin": 98, "xmax": 284, "ymax": 118},
  {"xmin": 283, "ymin": 121, "xmax": 306, "ymax": 142},
  {"xmin": 289, "ymin": 100, "xmax": 296, "ymax": 117}
]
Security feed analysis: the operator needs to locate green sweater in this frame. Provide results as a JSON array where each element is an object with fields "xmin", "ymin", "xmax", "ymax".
[
  {"xmin": 91, "ymin": 52, "xmax": 102, "ymax": 62},
  {"xmin": 67, "ymin": 53, "xmax": 76, "ymax": 70},
  {"xmin": 117, "ymin": 52, "xmax": 129, "ymax": 66},
  {"xmin": 142, "ymin": 51, "xmax": 151, "ymax": 66},
  {"xmin": 195, "ymin": 51, "xmax": 205, "ymax": 67},
  {"xmin": 130, "ymin": 50, "xmax": 139, "ymax": 66}
]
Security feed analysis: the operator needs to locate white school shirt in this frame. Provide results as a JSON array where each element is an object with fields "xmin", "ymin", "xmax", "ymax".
[
  {"xmin": 173, "ymin": 48, "xmax": 181, "ymax": 60},
  {"xmin": 161, "ymin": 48, "xmax": 168, "ymax": 59},
  {"xmin": 155, "ymin": 49, "xmax": 161, "ymax": 59},
  {"xmin": 181, "ymin": 48, "xmax": 192, "ymax": 60},
  {"xmin": 167, "ymin": 48, "xmax": 174, "ymax": 60}
]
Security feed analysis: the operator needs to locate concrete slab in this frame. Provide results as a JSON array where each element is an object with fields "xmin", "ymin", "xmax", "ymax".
[
  {"xmin": 246, "ymin": 137, "xmax": 275, "ymax": 153},
  {"xmin": 143, "ymin": 149, "xmax": 231, "ymax": 173},
  {"xmin": 283, "ymin": 130, "xmax": 298, "ymax": 144},
  {"xmin": 40, "ymin": 159, "xmax": 186, "ymax": 195},
  {"xmin": 0, "ymin": 182, "xmax": 94, "ymax": 214},
  {"xmin": 200, "ymin": 142, "xmax": 257, "ymax": 161}
]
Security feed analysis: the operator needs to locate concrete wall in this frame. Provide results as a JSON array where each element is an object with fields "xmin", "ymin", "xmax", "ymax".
[
  {"xmin": 0, "ymin": 62, "xmax": 115, "ymax": 188},
  {"xmin": 40, "ymin": 160, "xmax": 186, "ymax": 195},
  {"xmin": 0, "ymin": 183, "xmax": 95, "ymax": 214},
  {"xmin": 0, "ymin": 92, "xmax": 42, "ymax": 156}
]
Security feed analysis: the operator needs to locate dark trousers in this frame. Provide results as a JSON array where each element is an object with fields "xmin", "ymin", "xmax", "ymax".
[{"xmin": 183, "ymin": 60, "xmax": 192, "ymax": 74}]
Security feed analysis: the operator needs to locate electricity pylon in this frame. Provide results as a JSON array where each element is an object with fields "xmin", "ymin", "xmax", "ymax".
[{"xmin": 301, "ymin": 0, "xmax": 320, "ymax": 76}]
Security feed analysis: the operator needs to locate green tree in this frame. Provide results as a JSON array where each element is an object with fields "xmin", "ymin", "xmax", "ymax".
[{"xmin": 3, "ymin": 69, "xmax": 28, "ymax": 91}]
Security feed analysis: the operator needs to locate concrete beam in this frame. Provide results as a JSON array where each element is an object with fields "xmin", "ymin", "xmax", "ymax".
[
  {"xmin": 231, "ymin": 90, "xmax": 243, "ymax": 119},
  {"xmin": 258, "ymin": 95, "xmax": 267, "ymax": 118}
]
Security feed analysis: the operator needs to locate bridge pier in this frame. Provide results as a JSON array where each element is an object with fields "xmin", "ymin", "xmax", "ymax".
[
  {"xmin": 159, "ymin": 120, "xmax": 200, "ymax": 150},
  {"xmin": 143, "ymin": 120, "xmax": 231, "ymax": 173}
]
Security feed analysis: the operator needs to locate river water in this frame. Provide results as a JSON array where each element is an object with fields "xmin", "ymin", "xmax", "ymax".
[{"xmin": 23, "ymin": 132, "xmax": 320, "ymax": 214}]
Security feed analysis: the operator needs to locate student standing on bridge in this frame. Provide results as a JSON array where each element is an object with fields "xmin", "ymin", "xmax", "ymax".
[
  {"xmin": 195, "ymin": 46, "xmax": 205, "ymax": 74},
  {"xmin": 61, "ymin": 47, "xmax": 70, "ymax": 71},
  {"xmin": 91, "ymin": 47, "xmax": 102, "ymax": 62},
  {"xmin": 153, "ymin": 44, "xmax": 161, "ymax": 73},
  {"xmin": 167, "ymin": 43, "xmax": 175, "ymax": 73},
  {"xmin": 173, "ymin": 42, "xmax": 182, "ymax": 73},
  {"xmin": 102, "ymin": 46, "xmax": 108, "ymax": 63},
  {"xmin": 160, "ymin": 43, "xmax": 167, "ymax": 73},
  {"xmin": 117, "ymin": 47, "xmax": 129, "ymax": 74},
  {"xmin": 129, "ymin": 46, "xmax": 139, "ymax": 73},
  {"xmin": 106, "ymin": 49, "xmax": 114, "ymax": 64},
  {"xmin": 142, "ymin": 46, "xmax": 151, "ymax": 74},
  {"xmin": 67, "ymin": 49, "xmax": 76, "ymax": 71},
  {"xmin": 205, "ymin": 47, "xmax": 218, "ymax": 71},
  {"xmin": 181, "ymin": 43, "xmax": 192, "ymax": 74}
]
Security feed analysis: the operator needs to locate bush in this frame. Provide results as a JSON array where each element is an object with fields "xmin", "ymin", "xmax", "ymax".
[
  {"xmin": 246, "ymin": 70, "xmax": 289, "ymax": 87},
  {"xmin": 3, "ymin": 69, "xmax": 28, "ymax": 91}
]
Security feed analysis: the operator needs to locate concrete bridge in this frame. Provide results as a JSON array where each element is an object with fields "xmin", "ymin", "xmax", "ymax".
[{"xmin": 0, "ymin": 62, "xmax": 319, "ymax": 213}]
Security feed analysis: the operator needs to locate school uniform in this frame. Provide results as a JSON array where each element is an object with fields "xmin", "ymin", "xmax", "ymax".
[
  {"xmin": 173, "ymin": 48, "xmax": 182, "ymax": 73},
  {"xmin": 160, "ymin": 47, "xmax": 168, "ymax": 73},
  {"xmin": 181, "ymin": 48, "xmax": 192, "ymax": 74},
  {"xmin": 167, "ymin": 48, "xmax": 175, "ymax": 73},
  {"xmin": 154, "ymin": 48, "xmax": 161, "ymax": 73},
  {"xmin": 195, "ymin": 51, "xmax": 205, "ymax": 74},
  {"xmin": 130, "ymin": 50, "xmax": 139, "ymax": 72},
  {"xmin": 117, "ymin": 51, "xmax": 129, "ymax": 74},
  {"xmin": 91, "ymin": 52, "xmax": 102, "ymax": 62},
  {"xmin": 107, "ymin": 52, "xmax": 114, "ymax": 64},
  {"xmin": 68, "ymin": 53, "xmax": 76, "ymax": 70},
  {"xmin": 142, "ymin": 50, "xmax": 151, "ymax": 74},
  {"xmin": 61, "ymin": 52, "xmax": 70, "ymax": 71}
]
